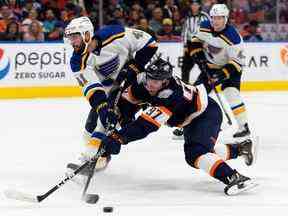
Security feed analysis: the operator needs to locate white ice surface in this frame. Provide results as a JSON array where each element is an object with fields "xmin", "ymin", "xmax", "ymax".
[{"xmin": 0, "ymin": 92, "xmax": 288, "ymax": 216}]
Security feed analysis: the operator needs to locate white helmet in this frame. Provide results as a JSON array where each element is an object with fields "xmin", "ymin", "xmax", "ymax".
[
  {"xmin": 209, "ymin": 4, "xmax": 229, "ymax": 25},
  {"xmin": 64, "ymin": 16, "xmax": 94, "ymax": 46}
]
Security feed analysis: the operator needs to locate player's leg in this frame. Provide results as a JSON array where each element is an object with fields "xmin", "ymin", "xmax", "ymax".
[
  {"xmin": 183, "ymin": 97, "xmax": 256, "ymax": 195},
  {"xmin": 221, "ymin": 74, "xmax": 251, "ymax": 141},
  {"xmin": 214, "ymin": 138, "xmax": 257, "ymax": 166},
  {"xmin": 67, "ymin": 109, "xmax": 110, "ymax": 175}
]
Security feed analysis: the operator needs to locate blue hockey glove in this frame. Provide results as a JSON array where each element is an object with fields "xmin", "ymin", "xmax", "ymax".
[
  {"xmin": 101, "ymin": 130, "xmax": 125, "ymax": 155},
  {"xmin": 97, "ymin": 103, "xmax": 118, "ymax": 130}
]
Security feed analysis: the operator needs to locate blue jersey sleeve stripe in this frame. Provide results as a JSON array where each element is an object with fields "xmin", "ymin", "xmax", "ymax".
[
  {"xmin": 219, "ymin": 34, "xmax": 233, "ymax": 45},
  {"xmin": 102, "ymin": 32, "xmax": 125, "ymax": 47},
  {"xmin": 220, "ymin": 25, "xmax": 242, "ymax": 45},
  {"xmin": 199, "ymin": 20, "xmax": 212, "ymax": 29},
  {"xmin": 96, "ymin": 25, "xmax": 125, "ymax": 41}
]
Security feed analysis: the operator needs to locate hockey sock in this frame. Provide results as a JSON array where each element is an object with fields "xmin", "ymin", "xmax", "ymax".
[
  {"xmin": 223, "ymin": 87, "xmax": 249, "ymax": 129},
  {"xmin": 194, "ymin": 152, "xmax": 234, "ymax": 184},
  {"xmin": 214, "ymin": 144, "xmax": 238, "ymax": 161}
]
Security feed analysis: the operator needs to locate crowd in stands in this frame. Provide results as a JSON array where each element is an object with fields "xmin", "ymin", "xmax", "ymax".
[{"xmin": 0, "ymin": 0, "xmax": 287, "ymax": 42}]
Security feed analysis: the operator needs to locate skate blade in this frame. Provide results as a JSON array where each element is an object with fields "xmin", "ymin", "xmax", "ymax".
[{"xmin": 225, "ymin": 180, "xmax": 259, "ymax": 196}]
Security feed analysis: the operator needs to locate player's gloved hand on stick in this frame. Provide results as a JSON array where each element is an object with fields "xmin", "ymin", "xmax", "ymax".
[
  {"xmin": 116, "ymin": 59, "xmax": 141, "ymax": 86},
  {"xmin": 208, "ymin": 68, "xmax": 230, "ymax": 86},
  {"xmin": 97, "ymin": 103, "xmax": 118, "ymax": 131},
  {"xmin": 101, "ymin": 130, "xmax": 126, "ymax": 155}
]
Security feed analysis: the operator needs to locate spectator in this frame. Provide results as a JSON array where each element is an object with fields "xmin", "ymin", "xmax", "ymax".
[
  {"xmin": 57, "ymin": 10, "xmax": 71, "ymax": 29},
  {"xmin": 127, "ymin": 9, "xmax": 141, "ymax": 27},
  {"xmin": 137, "ymin": 17, "xmax": 157, "ymax": 40},
  {"xmin": 163, "ymin": 0, "xmax": 178, "ymax": 19},
  {"xmin": 157, "ymin": 18, "xmax": 181, "ymax": 42},
  {"xmin": 22, "ymin": 20, "xmax": 45, "ymax": 42},
  {"xmin": 149, "ymin": 7, "xmax": 163, "ymax": 33},
  {"xmin": 21, "ymin": 9, "xmax": 43, "ymax": 33},
  {"xmin": 248, "ymin": 0, "xmax": 265, "ymax": 22},
  {"xmin": 0, "ymin": 5, "xmax": 17, "ymax": 33},
  {"xmin": 0, "ymin": 21, "xmax": 21, "ymax": 41},
  {"xmin": 46, "ymin": 22, "xmax": 64, "ymax": 41},
  {"xmin": 144, "ymin": 2, "xmax": 157, "ymax": 20},
  {"xmin": 43, "ymin": 9, "xmax": 58, "ymax": 34},
  {"xmin": 107, "ymin": 5, "xmax": 125, "ymax": 25},
  {"xmin": 171, "ymin": 8, "xmax": 182, "ymax": 34},
  {"xmin": 242, "ymin": 20, "xmax": 263, "ymax": 42}
]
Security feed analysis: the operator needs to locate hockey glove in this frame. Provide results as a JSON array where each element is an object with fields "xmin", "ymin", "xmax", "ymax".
[
  {"xmin": 116, "ymin": 59, "xmax": 142, "ymax": 86},
  {"xmin": 209, "ymin": 68, "xmax": 230, "ymax": 86},
  {"xmin": 97, "ymin": 103, "xmax": 118, "ymax": 131},
  {"xmin": 101, "ymin": 130, "xmax": 125, "ymax": 155}
]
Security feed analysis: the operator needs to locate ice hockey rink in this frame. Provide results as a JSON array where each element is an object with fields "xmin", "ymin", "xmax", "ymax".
[{"xmin": 0, "ymin": 91, "xmax": 287, "ymax": 216}]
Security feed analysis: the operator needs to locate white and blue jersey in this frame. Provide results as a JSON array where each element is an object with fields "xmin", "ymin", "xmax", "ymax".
[
  {"xmin": 69, "ymin": 25, "xmax": 158, "ymax": 110},
  {"xmin": 193, "ymin": 20, "xmax": 244, "ymax": 73}
]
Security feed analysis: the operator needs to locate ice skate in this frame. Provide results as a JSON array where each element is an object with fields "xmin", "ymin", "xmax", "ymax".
[
  {"xmin": 233, "ymin": 123, "xmax": 251, "ymax": 142},
  {"xmin": 224, "ymin": 170, "xmax": 258, "ymax": 195}
]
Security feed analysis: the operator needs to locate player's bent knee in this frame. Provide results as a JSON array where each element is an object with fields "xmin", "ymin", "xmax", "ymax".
[{"xmin": 184, "ymin": 142, "xmax": 210, "ymax": 168}]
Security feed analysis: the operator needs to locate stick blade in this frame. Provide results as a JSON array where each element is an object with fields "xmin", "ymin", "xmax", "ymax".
[{"xmin": 4, "ymin": 189, "xmax": 39, "ymax": 203}]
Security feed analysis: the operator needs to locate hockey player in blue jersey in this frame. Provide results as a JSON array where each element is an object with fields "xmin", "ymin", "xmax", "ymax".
[
  {"xmin": 95, "ymin": 57, "xmax": 258, "ymax": 195},
  {"xmin": 173, "ymin": 4, "xmax": 253, "ymax": 142},
  {"xmin": 64, "ymin": 16, "xmax": 158, "ymax": 171}
]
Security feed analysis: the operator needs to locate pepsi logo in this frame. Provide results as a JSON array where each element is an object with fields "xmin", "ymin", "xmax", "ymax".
[{"xmin": 0, "ymin": 48, "xmax": 11, "ymax": 79}]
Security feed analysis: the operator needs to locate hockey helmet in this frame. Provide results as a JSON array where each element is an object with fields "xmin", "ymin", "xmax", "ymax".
[
  {"xmin": 209, "ymin": 4, "xmax": 229, "ymax": 25},
  {"xmin": 64, "ymin": 16, "xmax": 94, "ymax": 46},
  {"xmin": 146, "ymin": 57, "xmax": 173, "ymax": 80}
]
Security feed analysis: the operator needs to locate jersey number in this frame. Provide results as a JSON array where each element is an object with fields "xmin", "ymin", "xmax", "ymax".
[{"xmin": 132, "ymin": 30, "xmax": 144, "ymax": 39}]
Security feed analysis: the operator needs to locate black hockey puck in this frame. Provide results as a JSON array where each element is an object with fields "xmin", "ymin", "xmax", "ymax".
[{"xmin": 103, "ymin": 206, "xmax": 113, "ymax": 213}]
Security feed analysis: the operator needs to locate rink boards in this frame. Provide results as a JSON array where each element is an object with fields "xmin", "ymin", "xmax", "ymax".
[{"xmin": 0, "ymin": 42, "xmax": 287, "ymax": 99}]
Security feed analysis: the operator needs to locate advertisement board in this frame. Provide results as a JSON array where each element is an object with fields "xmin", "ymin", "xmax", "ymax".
[{"xmin": 0, "ymin": 42, "xmax": 287, "ymax": 98}]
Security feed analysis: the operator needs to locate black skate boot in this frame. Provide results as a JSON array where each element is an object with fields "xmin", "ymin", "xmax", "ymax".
[
  {"xmin": 238, "ymin": 139, "xmax": 254, "ymax": 166},
  {"xmin": 172, "ymin": 128, "xmax": 184, "ymax": 139},
  {"xmin": 224, "ymin": 170, "xmax": 258, "ymax": 195},
  {"xmin": 233, "ymin": 123, "xmax": 251, "ymax": 142}
]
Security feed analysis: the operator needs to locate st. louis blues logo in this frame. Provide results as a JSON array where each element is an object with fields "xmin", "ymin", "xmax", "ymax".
[{"xmin": 0, "ymin": 48, "xmax": 11, "ymax": 80}]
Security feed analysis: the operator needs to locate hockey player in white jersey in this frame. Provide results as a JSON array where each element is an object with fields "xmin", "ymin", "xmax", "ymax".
[
  {"xmin": 186, "ymin": 4, "xmax": 252, "ymax": 143},
  {"xmin": 64, "ymin": 16, "xmax": 158, "ymax": 172}
]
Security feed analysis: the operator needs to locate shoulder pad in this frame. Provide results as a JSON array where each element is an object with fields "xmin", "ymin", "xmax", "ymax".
[
  {"xmin": 94, "ymin": 25, "xmax": 125, "ymax": 46},
  {"xmin": 199, "ymin": 20, "xmax": 212, "ymax": 32},
  {"xmin": 70, "ymin": 51, "xmax": 89, "ymax": 73},
  {"xmin": 220, "ymin": 25, "xmax": 242, "ymax": 45}
]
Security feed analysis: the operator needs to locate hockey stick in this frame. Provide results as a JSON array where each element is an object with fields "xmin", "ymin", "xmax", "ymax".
[
  {"xmin": 4, "ymin": 81, "xmax": 126, "ymax": 204},
  {"xmin": 4, "ymin": 147, "xmax": 105, "ymax": 203},
  {"xmin": 81, "ymin": 80, "xmax": 126, "ymax": 204},
  {"xmin": 199, "ymin": 61, "xmax": 232, "ymax": 125}
]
